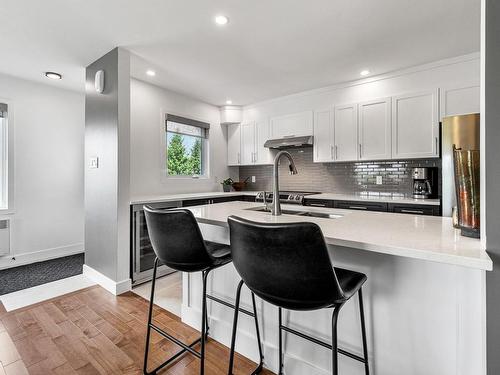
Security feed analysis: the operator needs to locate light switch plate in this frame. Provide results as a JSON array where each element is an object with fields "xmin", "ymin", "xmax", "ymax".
[
  {"xmin": 89, "ymin": 156, "xmax": 99, "ymax": 169},
  {"xmin": 376, "ymin": 176, "xmax": 382, "ymax": 185}
]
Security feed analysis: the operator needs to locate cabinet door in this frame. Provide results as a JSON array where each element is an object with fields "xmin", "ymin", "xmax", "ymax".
[
  {"xmin": 358, "ymin": 98, "xmax": 392, "ymax": 160},
  {"xmin": 270, "ymin": 111, "xmax": 313, "ymax": 138},
  {"xmin": 388, "ymin": 203, "xmax": 440, "ymax": 216},
  {"xmin": 440, "ymin": 85, "xmax": 480, "ymax": 119},
  {"xmin": 392, "ymin": 89, "xmax": 439, "ymax": 159},
  {"xmin": 240, "ymin": 122, "xmax": 256, "ymax": 165},
  {"xmin": 333, "ymin": 200, "xmax": 388, "ymax": 212},
  {"xmin": 255, "ymin": 119, "xmax": 273, "ymax": 165},
  {"xmin": 227, "ymin": 123, "xmax": 241, "ymax": 166},
  {"xmin": 334, "ymin": 104, "xmax": 359, "ymax": 161},
  {"xmin": 313, "ymin": 109, "xmax": 334, "ymax": 162}
]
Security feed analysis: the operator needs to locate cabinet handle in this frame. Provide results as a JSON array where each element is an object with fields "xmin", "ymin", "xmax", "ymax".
[
  {"xmin": 435, "ymin": 137, "xmax": 439, "ymax": 155},
  {"xmin": 335, "ymin": 145, "xmax": 338, "ymax": 160},
  {"xmin": 238, "ymin": 153, "xmax": 241, "ymax": 164},
  {"xmin": 401, "ymin": 209, "xmax": 424, "ymax": 214},
  {"xmin": 349, "ymin": 205, "xmax": 367, "ymax": 210},
  {"xmin": 359, "ymin": 144, "xmax": 362, "ymax": 158},
  {"xmin": 309, "ymin": 203, "xmax": 327, "ymax": 207},
  {"xmin": 330, "ymin": 146, "xmax": 334, "ymax": 160}
]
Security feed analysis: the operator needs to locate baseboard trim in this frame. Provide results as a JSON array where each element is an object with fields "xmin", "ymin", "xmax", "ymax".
[
  {"xmin": 82, "ymin": 264, "xmax": 131, "ymax": 295},
  {"xmin": 0, "ymin": 243, "xmax": 84, "ymax": 270}
]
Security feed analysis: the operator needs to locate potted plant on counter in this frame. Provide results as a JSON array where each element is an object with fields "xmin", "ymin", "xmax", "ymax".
[
  {"xmin": 231, "ymin": 177, "xmax": 250, "ymax": 191},
  {"xmin": 221, "ymin": 178, "xmax": 234, "ymax": 192}
]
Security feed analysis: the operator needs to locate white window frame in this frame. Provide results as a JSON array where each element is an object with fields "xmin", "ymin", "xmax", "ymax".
[
  {"xmin": 160, "ymin": 110, "xmax": 211, "ymax": 181},
  {"xmin": 0, "ymin": 99, "xmax": 14, "ymax": 214}
]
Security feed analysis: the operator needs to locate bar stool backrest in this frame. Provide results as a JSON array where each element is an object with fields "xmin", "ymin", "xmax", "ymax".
[
  {"xmin": 144, "ymin": 207, "xmax": 213, "ymax": 272},
  {"xmin": 228, "ymin": 215, "xmax": 344, "ymax": 310}
]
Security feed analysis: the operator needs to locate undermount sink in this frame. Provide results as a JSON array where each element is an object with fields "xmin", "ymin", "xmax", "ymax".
[{"xmin": 246, "ymin": 206, "xmax": 343, "ymax": 219}]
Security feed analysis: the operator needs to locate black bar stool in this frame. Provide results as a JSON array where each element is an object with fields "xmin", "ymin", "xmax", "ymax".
[
  {"xmin": 227, "ymin": 216, "xmax": 369, "ymax": 375},
  {"xmin": 143, "ymin": 207, "xmax": 264, "ymax": 375}
]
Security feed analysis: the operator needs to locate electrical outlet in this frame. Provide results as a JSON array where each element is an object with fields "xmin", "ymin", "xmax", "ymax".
[
  {"xmin": 251, "ymin": 176, "xmax": 256, "ymax": 183},
  {"xmin": 89, "ymin": 156, "xmax": 99, "ymax": 169},
  {"xmin": 376, "ymin": 176, "xmax": 383, "ymax": 185}
]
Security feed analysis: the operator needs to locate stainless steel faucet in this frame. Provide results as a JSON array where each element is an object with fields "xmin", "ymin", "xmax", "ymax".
[{"xmin": 272, "ymin": 150, "xmax": 298, "ymax": 215}]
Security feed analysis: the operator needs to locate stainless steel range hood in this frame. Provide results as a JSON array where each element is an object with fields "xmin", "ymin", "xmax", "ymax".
[{"xmin": 264, "ymin": 135, "xmax": 313, "ymax": 149}]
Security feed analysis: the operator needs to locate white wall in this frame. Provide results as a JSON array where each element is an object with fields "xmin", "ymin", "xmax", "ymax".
[
  {"xmin": 0, "ymin": 73, "xmax": 85, "ymax": 269},
  {"xmin": 130, "ymin": 78, "xmax": 234, "ymax": 199},
  {"xmin": 243, "ymin": 54, "xmax": 479, "ymax": 122}
]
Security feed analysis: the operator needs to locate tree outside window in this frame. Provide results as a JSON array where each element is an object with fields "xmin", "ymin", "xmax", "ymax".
[{"xmin": 166, "ymin": 119, "xmax": 206, "ymax": 177}]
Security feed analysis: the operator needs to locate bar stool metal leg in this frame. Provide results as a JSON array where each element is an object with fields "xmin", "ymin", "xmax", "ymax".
[
  {"xmin": 227, "ymin": 280, "xmax": 264, "ymax": 375},
  {"xmin": 200, "ymin": 270, "xmax": 209, "ymax": 375},
  {"xmin": 228, "ymin": 280, "xmax": 244, "ymax": 374},
  {"xmin": 143, "ymin": 258, "xmax": 159, "ymax": 375},
  {"xmin": 143, "ymin": 258, "xmax": 204, "ymax": 375},
  {"xmin": 331, "ymin": 304, "xmax": 343, "ymax": 375},
  {"xmin": 358, "ymin": 288, "xmax": 370, "ymax": 375},
  {"xmin": 251, "ymin": 292, "xmax": 264, "ymax": 373}
]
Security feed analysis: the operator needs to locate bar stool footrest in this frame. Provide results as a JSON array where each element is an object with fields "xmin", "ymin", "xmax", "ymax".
[
  {"xmin": 280, "ymin": 324, "xmax": 367, "ymax": 364},
  {"xmin": 144, "ymin": 323, "xmax": 203, "ymax": 375}
]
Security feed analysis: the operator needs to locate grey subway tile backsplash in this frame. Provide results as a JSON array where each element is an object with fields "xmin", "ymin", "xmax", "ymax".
[{"xmin": 239, "ymin": 148, "xmax": 441, "ymax": 196}]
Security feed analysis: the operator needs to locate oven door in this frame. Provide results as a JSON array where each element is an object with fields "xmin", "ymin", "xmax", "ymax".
[{"xmin": 131, "ymin": 201, "xmax": 182, "ymax": 286}]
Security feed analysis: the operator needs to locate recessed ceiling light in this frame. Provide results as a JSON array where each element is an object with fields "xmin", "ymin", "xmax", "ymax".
[
  {"xmin": 215, "ymin": 15, "xmax": 229, "ymax": 25},
  {"xmin": 45, "ymin": 72, "xmax": 62, "ymax": 80},
  {"xmin": 360, "ymin": 70, "xmax": 370, "ymax": 77},
  {"xmin": 226, "ymin": 100, "xmax": 232, "ymax": 105},
  {"xmin": 146, "ymin": 70, "xmax": 156, "ymax": 77}
]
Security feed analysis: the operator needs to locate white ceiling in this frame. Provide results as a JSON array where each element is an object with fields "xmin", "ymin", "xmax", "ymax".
[{"xmin": 0, "ymin": 0, "xmax": 479, "ymax": 106}]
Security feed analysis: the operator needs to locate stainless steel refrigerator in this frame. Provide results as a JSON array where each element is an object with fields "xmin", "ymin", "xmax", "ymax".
[{"xmin": 441, "ymin": 113, "xmax": 480, "ymax": 217}]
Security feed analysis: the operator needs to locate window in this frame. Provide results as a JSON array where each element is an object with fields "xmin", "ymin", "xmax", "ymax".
[
  {"xmin": 0, "ymin": 103, "xmax": 8, "ymax": 209},
  {"xmin": 165, "ymin": 114, "xmax": 209, "ymax": 177}
]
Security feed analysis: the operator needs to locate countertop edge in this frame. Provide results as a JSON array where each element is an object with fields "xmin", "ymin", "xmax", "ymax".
[{"xmin": 194, "ymin": 214, "xmax": 491, "ymax": 271}]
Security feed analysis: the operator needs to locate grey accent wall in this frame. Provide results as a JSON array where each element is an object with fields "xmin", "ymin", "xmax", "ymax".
[
  {"xmin": 485, "ymin": 0, "xmax": 500, "ymax": 373},
  {"xmin": 239, "ymin": 148, "xmax": 441, "ymax": 196},
  {"xmin": 85, "ymin": 48, "xmax": 130, "ymax": 283}
]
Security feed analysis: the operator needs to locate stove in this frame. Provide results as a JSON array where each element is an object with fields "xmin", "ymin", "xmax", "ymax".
[{"xmin": 255, "ymin": 191, "xmax": 320, "ymax": 205}]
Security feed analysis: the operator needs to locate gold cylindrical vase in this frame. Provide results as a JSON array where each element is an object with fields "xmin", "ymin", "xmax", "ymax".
[{"xmin": 453, "ymin": 147, "xmax": 480, "ymax": 238}]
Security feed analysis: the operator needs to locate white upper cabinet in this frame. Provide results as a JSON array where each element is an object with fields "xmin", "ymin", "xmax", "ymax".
[
  {"xmin": 254, "ymin": 119, "xmax": 273, "ymax": 165},
  {"xmin": 230, "ymin": 119, "xmax": 273, "ymax": 166},
  {"xmin": 270, "ymin": 111, "xmax": 313, "ymax": 138},
  {"xmin": 334, "ymin": 104, "xmax": 359, "ymax": 162},
  {"xmin": 358, "ymin": 98, "xmax": 392, "ymax": 160},
  {"xmin": 227, "ymin": 123, "xmax": 241, "ymax": 166},
  {"xmin": 440, "ymin": 85, "xmax": 480, "ymax": 119},
  {"xmin": 240, "ymin": 121, "xmax": 256, "ymax": 165},
  {"xmin": 392, "ymin": 89, "xmax": 439, "ymax": 159},
  {"xmin": 313, "ymin": 109, "xmax": 334, "ymax": 162}
]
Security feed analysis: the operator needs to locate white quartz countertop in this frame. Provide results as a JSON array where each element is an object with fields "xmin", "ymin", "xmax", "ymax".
[
  {"xmin": 307, "ymin": 193, "xmax": 441, "ymax": 206},
  {"xmin": 187, "ymin": 201, "xmax": 491, "ymax": 271},
  {"xmin": 130, "ymin": 191, "xmax": 259, "ymax": 205}
]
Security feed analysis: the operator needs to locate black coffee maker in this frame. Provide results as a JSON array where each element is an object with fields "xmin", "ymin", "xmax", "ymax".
[{"xmin": 412, "ymin": 167, "xmax": 437, "ymax": 199}]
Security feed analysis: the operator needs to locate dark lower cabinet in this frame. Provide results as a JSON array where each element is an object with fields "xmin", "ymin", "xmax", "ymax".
[
  {"xmin": 303, "ymin": 199, "xmax": 334, "ymax": 208},
  {"xmin": 333, "ymin": 200, "xmax": 388, "ymax": 212},
  {"xmin": 241, "ymin": 195, "xmax": 257, "ymax": 202},
  {"xmin": 305, "ymin": 199, "xmax": 440, "ymax": 216},
  {"xmin": 387, "ymin": 203, "xmax": 440, "ymax": 216}
]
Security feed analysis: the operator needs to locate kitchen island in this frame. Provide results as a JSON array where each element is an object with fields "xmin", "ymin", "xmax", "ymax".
[{"xmin": 181, "ymin": 201, "xmax": 489, "ymax": 375}]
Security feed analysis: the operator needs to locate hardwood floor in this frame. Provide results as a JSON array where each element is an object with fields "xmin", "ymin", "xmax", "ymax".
[{"xmin": 0, "ymin": 285, "xmax": 273, "ymax": 375}]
